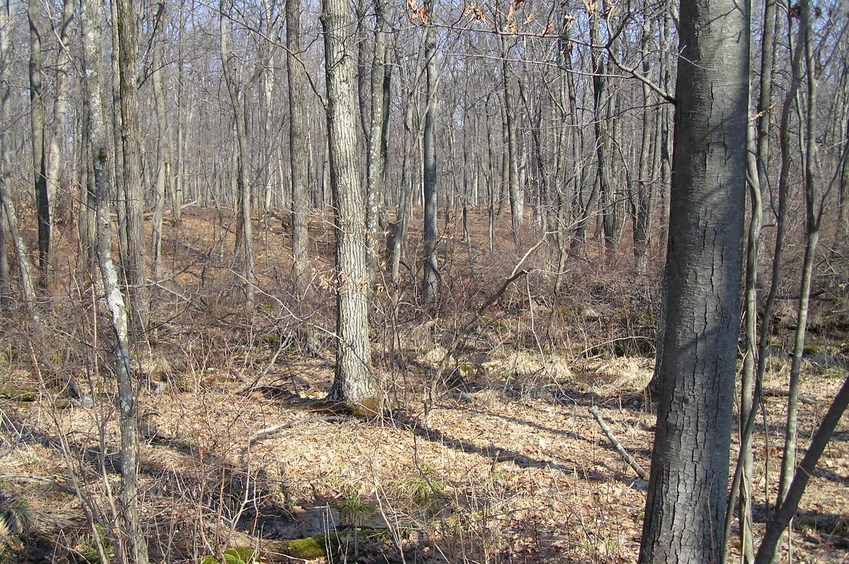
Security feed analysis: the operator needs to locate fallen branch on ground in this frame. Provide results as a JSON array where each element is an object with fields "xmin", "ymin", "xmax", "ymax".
[{"xmin": 589, "ymin": 406, "xmax": 648, "ymax": 480}]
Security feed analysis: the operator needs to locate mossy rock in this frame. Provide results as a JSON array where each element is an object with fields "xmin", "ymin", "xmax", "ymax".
[
  {"xmin": 270, "ymin": 529, "xmax": 387, "ymax": 560},
  {"xmin": 0, "ymin": 385, "xmax": 38, "ymax": 402}
]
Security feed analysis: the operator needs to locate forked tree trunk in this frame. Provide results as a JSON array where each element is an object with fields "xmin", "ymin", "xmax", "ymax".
[
  {"xmin": 82, "ymin": 0, "xmax": 147, "ymax": 560},
  {"xmin": 638, "ymin": 0, "xmax": 748, "ymax": 560},
  {"xmin": 322, "ymin": 0, "xmax": 378, "ymax": 409}
]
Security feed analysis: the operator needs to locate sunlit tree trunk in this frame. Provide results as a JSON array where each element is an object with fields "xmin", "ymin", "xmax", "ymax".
[
  {"xmin": 82, "ymin": 0, "xmax": 148, "ymax": 560},
  {"xmin": 322, "ymin": 0, "xmax": 378, "ymax": 408},
  {"xmin": 777, "ymin": 0, "xmax": 823, "ymax": 528},
  {"xmin": 732, "ymin": 0, "xmax": 778, "ymax": 558},
  {"xmin": 116, "ymin": 0, "xmax": 149, "ymax": 333},
  {"xmin": 45, "ymin": 0, "xmax": 73, "ymax": 259},
  {"xmin": 365, "ymin": 0, "xmax": 388, "ymax": 278},
  {"xmin": 500, "ymin": 33, "xmax": 522, "ymax": 242},
  {"xmin": 287, "ymin": 0, "xmax": 309, "ymax": 283},
  {"xmin": 422, "ymin": 0, "xmax": 439, "ymax": 307},
  {"xmin": 151, "ymin": 1, "xmax": 172, "ymax": 281},
  {"xmin": 220, "ymin": 1, "xmax": 255, "ymax": 314},
  {"xmin": 638, "ymin": 0, "xmax": 749, "ymax": 559}
]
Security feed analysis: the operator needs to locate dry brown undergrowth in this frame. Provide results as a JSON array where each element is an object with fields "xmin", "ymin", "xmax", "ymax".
[{"xmin": 0, "ymin": 206, "xmax": 846, "ymax": 563}]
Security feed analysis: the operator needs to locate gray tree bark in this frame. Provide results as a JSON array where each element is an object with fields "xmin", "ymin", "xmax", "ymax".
[
  {"xmin": 365, "ymin": 0, "xmax": 388, "ymax": 278},
  {"xmin": 116, "ymin": 0, "xmax": 149, "ymax": 334},
  {"xmin": 286, "ymin": 0, "xmax": 309, "ymax": 283},
  {"xmin": 152, "ymin": 1, "xmax": 172, "ymax": 281},
  {"xmin": 0, "ymin": 0, "xmax": 35, "ymax": 313},
  {"xmin": 638, "ymin": 0, "xmax": 749, "ymax": 559},
  {"xmin": 220, "ymin": 1, "xmax": 256, "ymax": 314},
  {"xmin": 422, "ymin": 0, "xmax": 439, "ymax": 307},
  {"xmin": 27, "ymin": 0, "xmax": 50, "ymax": 287},
  {"xmin": 322, "ymin": 0, "xmax": 379, "ymax": 409},
  {"xmin": 82, "ymin": 0, "xmax": 148, "ymax": 559},
  {"xmin": 500, "ymin": 33, "xmax": 522, "ymax": 242}
]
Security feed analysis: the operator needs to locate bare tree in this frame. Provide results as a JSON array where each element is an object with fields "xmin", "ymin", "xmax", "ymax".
[
  {"xmin": 116, "ymin": 0, "xmax": 149, "ymax": 333},
  {"xmin": 638, "ymin": 0, "xmax": 749, "ymax": 560},
  {"xmin": 27, "ymin": 0, "xmax": 50, "ymax": 286},
  {"xmin": 422, "ymin": 0, "xmax": 439, "ymax": 307},
  {"xmin": 286, "ymin": 0, "xmax": 309, "ymax": 288},
  {"xmin": 82, "ymin": 0, "xmax": 148, "ymax": 559},
  {"xmin": 322, "ymin": 0, "xmax": 379, "ymax": 408},
  {"xmin": 220, "ymin": 0, "xmax": 256, "ymax": 314}
]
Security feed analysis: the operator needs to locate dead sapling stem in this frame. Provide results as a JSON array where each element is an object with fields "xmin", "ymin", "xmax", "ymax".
[{"xmin": 589, "ymin": 406, "xmax": 648, "ymax": 480}]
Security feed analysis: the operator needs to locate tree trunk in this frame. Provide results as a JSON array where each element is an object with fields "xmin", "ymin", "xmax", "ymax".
[
  {"xmin": 390, "ymin": 38, "xmax": 422, "ymax": 284},
  {"xmin": 82, "ymin": 0, "xmax": 148, "ymax": 560},
  {"xmin": 365, "ymin": 0, "xmax": 388, "ymax": 279},
  {"xmin": 287, "ymin": 0, "xmax": 309, "ymax": 283},
  {"xmin": 422, "ymin": 0, "xmax": 439, "ymax": 307},
  {"xmin": 0, "ymin": 0, "xmax": 35, "ymax": 313},
  {"xmin": 116, "ymin": 0, "xmax": 149, "ymax": 334},
  {"xmin": 731, "ymin": 0, "xmax": 779, "ymax": 558},
  {"xmin": 500, "ymin": 33, "xmax": 522, "ymax": 242},
  {"xmin": 28, "ymin": 0, "xmax": 50, "ymax": 287},
  {"xmin": 589, "ymin": 3, "xmax": 618, "ymax": 252},
  {"xmin": 638, "ymin": 0, "xmax": 748, "ymax": 560},
  {"xmin": 632, "ymin": 17, "xmax": 657, "ymax": 276},
  {"xmin": 220, "ymin": 1, "xmax": 255, "ymax": 314},
  {"xmin": 42, "ymin": 0, "xmax": 73, "ymax": 284},
  {"xmin": 322, "ymin": 0, "xmax": 378, "ymax": 409},
  {"xmin": 777, "ymin": 0, "xmax": 822, "ymax": 517},
  {"xmin": 151, "ymin": 1, "xmax": 172, "ymax": 282}
]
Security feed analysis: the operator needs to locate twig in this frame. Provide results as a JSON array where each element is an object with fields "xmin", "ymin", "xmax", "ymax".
[
  {"xmin": 588, "ymin": 406, "xmax": 648, "ymax": 480},
  {"xmin": 438, "ymin": 233, "xmax": 548, "ymax": 369}
]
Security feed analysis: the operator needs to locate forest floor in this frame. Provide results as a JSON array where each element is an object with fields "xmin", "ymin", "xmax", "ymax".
[{"xmin": 0, "ymin": 206, "xmax": 847, "ymax": 563}]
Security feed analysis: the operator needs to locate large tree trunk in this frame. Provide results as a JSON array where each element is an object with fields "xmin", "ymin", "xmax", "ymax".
[
  {"xmin": 322, "ymin": 0, "xmax": 378, "ymax": 409},
  {"xmin": 82, "ymin": 0, "xmax": 148, "ymax": 560},
  {"xmin": 638, "ymin": 0, "xmax": 748, "ymax": 559}
]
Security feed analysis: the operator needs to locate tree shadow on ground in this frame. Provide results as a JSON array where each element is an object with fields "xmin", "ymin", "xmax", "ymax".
[{"xmin": 388, "ymin": 411, "xmax": 639, "ymax": 484}]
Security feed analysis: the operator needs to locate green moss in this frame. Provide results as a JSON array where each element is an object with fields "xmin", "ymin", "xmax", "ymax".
[
  {"xmin": 282, "ymin": 536, "xmax": 328, "ymax": 559},
  {"xmin": 274, "ymin": 530, "xmax": 387, "ymax": 560},
  {"xmin": 0, "ymin": 385, "xmax": 38, "ymax": 402}
]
